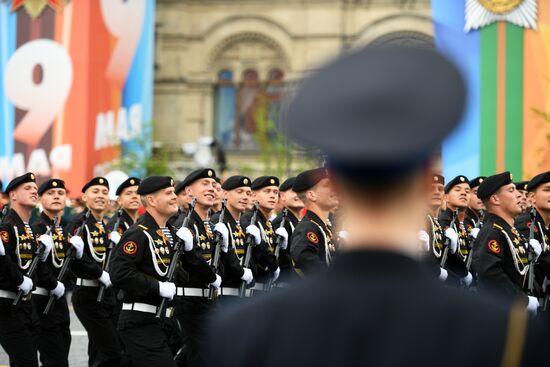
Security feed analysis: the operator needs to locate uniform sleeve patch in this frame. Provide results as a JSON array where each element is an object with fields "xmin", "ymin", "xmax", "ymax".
[
  {"xmin": 488, "ymin": 240, "xmax": 501, "ymax": 254},
  {"xmin": 123, "ymin": 241, "xmax": 138, "ymax": 255},
  {"xmin": 0, "ymin": 231, "xmax": 8, "ymax": 243},
  {"xmin": 307, "ymin": 232, "xmax": 319, "ymax": 245}
]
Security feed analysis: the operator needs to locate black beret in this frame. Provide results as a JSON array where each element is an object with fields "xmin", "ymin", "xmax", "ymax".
[
  {"xmin": 138, "ymin": 176, "xmax": 175, "ymax": 195},
  {"xmin": 282, "ymin": 46, "xmax": 465, "ymax": 182},
  {"xmin": 82, "ymin": 177, "xmax": 109, "ymax": 193},
  {"xmin": 293, "ymin": 168, "xmax": 328, "ymax": 193},
  {"xmin": 221, "ymin": 175, "xmax": 251, "ymax": 191},
  {"xmin": 179, "ymin": 168, "xmax": 217, "ymax": 193},
  {"xmin": 251, "ymin": 176, "xmax": 279, "ymax": 191},
  {"xmin": 432, "ymin": 174, "xmax": 445, "ymax": 186},
  {"xmin": 468, "ymin": 176, "xmax": 486, "ymax": 189},
  {"xmin": 477, "ymin": 172, "xmax": 513, "ymax": 200},
  {"xmin": 116, "ymin": 177, "xmax": 141, "ymax": 196},
  {"xmin": 444, "ymin": 175, "xmax": 469, "ymax": 194},
  {"xmin": 38, "ymin": 179, "xmax": 66, "ymax": 195},
  {"xmin": 514, "ymin": 181, "xmax": 529, "ymax": 192},
  {"xmin": 527, "ymin": 171, "xmax": 550, "ymax": 192},
  {"xmin": 5, "ymin": 172, "xmax": 36, "ymax": 194},
  {"xmin": 279, "ymin": 177, "xmax": 296, "ymax": 192}
]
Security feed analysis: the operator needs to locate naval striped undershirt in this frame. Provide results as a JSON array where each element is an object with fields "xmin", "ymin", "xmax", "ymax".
[{"xmin": 160, "ymin": 227, "xmax": 174, "ymax": 245}]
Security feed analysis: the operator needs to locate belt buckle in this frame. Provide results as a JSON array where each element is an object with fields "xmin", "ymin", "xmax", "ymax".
[{"xmin": 166, "ymin": 307, "xmax": 174, "ymax": 318}]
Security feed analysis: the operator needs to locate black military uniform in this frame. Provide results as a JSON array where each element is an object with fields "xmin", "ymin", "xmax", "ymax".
[
  {"xmin": 110, "ymin": 176, "xmax": 180, "ymax": 367},
  {"xmin": 515, "ymin": 172, "xmax": 550, "ymax": 299},
  {"xmin": 31, "ymin": 179, "xmax": 72, "ymax": 367},
  {"xmin": 465, "ymin": 176, "xmax": 486, "ymax": 231},
  {"xmin": 472, "ymin": 173, "xmax": 531, "ymax": 305},
  {"xmin": 271, "ymin": 177, "xmax": 299, "ymax": 286},
  {"xmin": 206, "ymin": 46, "xmax": 550, "ymax": 367},
  {"xmin": 67, "ymin": 177, "xmax": 122, "ymax": 367},
  {"xmin": 240, "ymin": 176, "xmax": 279, "ymax": 293},
  {"xmin": 0, "ymin": 173, "xmax": 50, "ymax": 367},
  {"xmin": 290, "ymin": 169, "xmax": 335, "ymax": 278},
  {"xmin": 210, "ymin": 175, "xmax": 255, "ymax": 298},
  {"xmin": 438, "ymin": 176, "xmax": 472, "ymax": 281},
  {"xmin": 173, "ymin": 168, "xmax": 218, "ymax": 367}
]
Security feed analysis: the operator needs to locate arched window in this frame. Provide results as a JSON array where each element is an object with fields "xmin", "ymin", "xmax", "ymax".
[
  {"xmin": 214, "ymin": 67, "xmax": 286, "ymax": 150},
  {"xmin": 214, "ymin": 70, "xmax": 236, "ymax": 147}
]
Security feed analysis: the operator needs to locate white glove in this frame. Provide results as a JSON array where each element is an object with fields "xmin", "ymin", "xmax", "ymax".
[
  {"xmin": 98, "ymin": 271, "xmax": 112, "ymax": 288},
  {"xmin": 246, "ymin": 225, "xmax": 261, "ymax": 245},
  {"xmin": 109, "ymin": 231, "xmax": 121, "ymax": 245},
  {"xmin": 469, "ymin": 227, "xmax": 480, "ymax": 240},
  {"xmin": 444, "ymin": 228, "xmax": 459, "ymax": 254},
  {"xmin": 527, "ymin": 295, "xmax": 539, "ymax": 314},
  {"xmin": 51, "ymin": 281, "xmax": 65, "ymax": 299},
  {"xmin": 240, "ymin": 268, "xmax": 253, "ymax": 285},
  {"xmin": 158, "ymin": 281, "xmax": 176, "ymax": 300},
  {"xmin": 439, "ymin": 268, "xmax": 448, "ymax": 282},
  {"xmin": 213, "ymin": 223, "xmax": 229, "ymax": 253},
  {"xmin": 272, "ymin": 267, "xmax": 280, "ymax": 282},
  {"xmin": 275, "ymin": 227, "xmax": 288, "ymax": 250},
  {"xmin": 18, "ymin": 276, "xmax": 33, "ymax": 295},
  {"xmin": 38, "ymin": 234, "xmax": 53, "ymax": 262},
  {"xmin": 461, "ymin": 272, "xmax": 473, "ymax": 287},
  {"xmin": 529, "ymin": 239, "xmax": 542, "ymax": 260},
  {"xmin": 210, "ymin": 274, "xmax": 222, "ymax": 290},
  {"xmin": 418, "ymin": 230, "xmax": 430, "ymax": 252},
  {"xmin": 0, "ymin": 239, "xmax": 5, "ymax": 256},
  {"xmin": 69, "ymin": 236, "xmax": 84, "ymax": 260},
  {"xmin": 176, "ymin": 227, "xmax": 194, "ymax": 252}
]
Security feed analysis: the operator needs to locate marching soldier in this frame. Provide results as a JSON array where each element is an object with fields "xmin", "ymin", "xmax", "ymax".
[
  {"xmin": 472, "ymin": 172, "xmax": 542, "ymax": 312},
  {"xmin": 271, "ymin": 177, "xmax": 303, "ymax": 286},
  {"xmin": 241, "ymin": 176, "xmax": 282, "ymax": 293},
  {"xmin": 110, "ymin": 176, "xmax": 181, "ymax": 366},
  {"xmin": 106, "ymin": 177, "xmax": 142, "ymax": 237},
  {"xmin": 207, "ymin": 46, "xmax": 550, "ymax": 367},
  {"xmin": 419, "ymin": 174, "xmax": 450, "ymax": 281},
  {"xmin": 290, "ymin": 168, "xmax": 337, "ymax": 277},
  {"xmin": 210, "ymin": 175, "xmax": 255, "ymax": 299},
  {"xmin": 515, "ymin": 172, "xmax": 550, "ymax": 301},
  {"xmin": 67, "ymin": 177, "xmax": 123, "ymax": 367},
  {"xmin": 0, "ymin": 173, "xmax": 53, "ymax": 367},
  {"xmin": 515, "ymin": 181, "xmax": 530, "ymax": 213},
  {"xmin": 465, "ymin": 176, "xmax": 486, "ymax": 230},
  {"xmin": 31, "ymin": 179, "xmax": 77, "ymax": 367},
  {"xmin": 439, "ymin": 175, "xmax": 474, "ymax": 286},
  {"xmin": 175, "ymin": 168, "xmax": 221, "ymax": 367}
]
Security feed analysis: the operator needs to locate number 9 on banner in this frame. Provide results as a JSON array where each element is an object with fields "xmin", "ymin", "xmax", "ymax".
[{"xmin": 4, "ymin": 39, "xmax": 73, "ymax": 147}]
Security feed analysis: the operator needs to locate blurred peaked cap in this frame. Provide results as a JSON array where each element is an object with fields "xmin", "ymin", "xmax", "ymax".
[{"xmin": 282, "ymin": 46, "xmax": 465, "ymax": 169}]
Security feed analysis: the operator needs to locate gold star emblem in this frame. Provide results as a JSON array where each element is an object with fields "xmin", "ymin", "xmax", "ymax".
[
  {"xmin": 91, "ymin": 230, "xmax": 99, "ymax": 237},
  {"xmin": 155, "ymin": 239, "xmax": 164, "ymax": 246},
  {"xmin": 199, "ymin": 234, "xmax": 206, "ymax": 241},
  {"xmin": 513, "ymin": 237, "xmax": 520, "ymax": 245}
]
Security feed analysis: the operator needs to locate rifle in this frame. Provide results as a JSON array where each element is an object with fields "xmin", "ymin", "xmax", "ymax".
[
  {"xmin": 156, "ymin": 198, "xmax": 197, "ymax": 319},
  {"xmin": 43, "ymin": 210, "xmax": 91, "ymax": 315},
  {"xmin": 208, "ymin": 199, "xmax": 227, "ymax": 300},
  {"xmin": 527, "ymin": 207, "xmax": 537, "ymax": 296},
  {"xmin": 0, "ymin": 205, "xmax": 8, "ymax": 223},
  {"xmin": 440, "ymin": 209, "xmax": 458, "ymax": 268},
  {"xmin": 266, "ymin": 208, "xmax": 288, "ymax": 291},
  {"xmin": 239, "ymin": 202, "xmax": 259, "ymax": 298},
  {"xmin": 96, "ymin": 208, "xmax": 123, "ymax": 303},
  {"xmin": 13, "ymin": 216, "xmax": 57, "ymax": 307}
]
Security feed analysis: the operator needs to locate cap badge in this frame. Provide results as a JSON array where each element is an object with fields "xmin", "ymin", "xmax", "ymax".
[{"xmin": 52, "ymin": 181, "xmax": 58, "ymax": 187}]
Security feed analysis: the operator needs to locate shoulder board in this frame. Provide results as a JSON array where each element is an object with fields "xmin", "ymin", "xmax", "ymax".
[
  {"xmin": 138, "ymin": 224, "xmax": 148, "ymax": 231},
  {"xmin": 493, "ymin": 223, "xmax": 503, "ymax": 230},
  {"xmin": 310, "ymin": 219, "xmax": 321, "ymax": 227}
]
